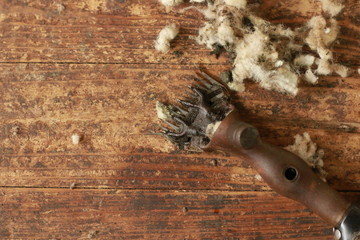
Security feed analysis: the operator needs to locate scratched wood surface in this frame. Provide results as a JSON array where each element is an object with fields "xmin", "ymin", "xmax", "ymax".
[{"xmin": 0, "ymin": 0, "xmax": 359, "ymax": 239}]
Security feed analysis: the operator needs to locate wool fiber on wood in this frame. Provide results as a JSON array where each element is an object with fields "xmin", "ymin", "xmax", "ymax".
[
  {"xmin": 285, "ymin": 132, "xmax": 327, "ymax": 181},
  {"xmin": 156, "ymin": 0, "xmax": 350, "ymax": 95},
  {"xmin": 155, "ymin": 23, "xmax": 179, "ymax": 53}
]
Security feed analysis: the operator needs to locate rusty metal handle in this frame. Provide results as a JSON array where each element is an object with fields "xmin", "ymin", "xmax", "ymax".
[{"xmin": 206, "ymin": 110, "xmax": 351, "ymax": 227}]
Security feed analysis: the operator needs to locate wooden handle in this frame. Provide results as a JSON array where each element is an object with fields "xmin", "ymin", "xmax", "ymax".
[{"xmin": 206, "ymin": 110, "xmax": 351, "ymax": 227}]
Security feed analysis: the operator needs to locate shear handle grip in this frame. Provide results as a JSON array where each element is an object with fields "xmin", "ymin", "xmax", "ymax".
[{"xmin": 207, "ymin": 110, "xmax": 351, "ymax": 227}]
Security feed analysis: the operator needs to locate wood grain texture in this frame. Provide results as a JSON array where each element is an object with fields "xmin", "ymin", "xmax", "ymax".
[
  {"xmin": 2, "ymin": 188, "xmax": 360, "ymax": 240},
  {"xmin": 0, "ymin": 0, "xmax": 359, "ymax": 239},
  {"xmin": 0, "ymin": 65, "xmax": 359, "ymax": 192}
]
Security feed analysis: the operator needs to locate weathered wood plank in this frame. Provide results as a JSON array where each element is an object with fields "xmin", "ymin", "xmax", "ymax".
[
  {"xmin": 0, "ymin": 123, "xmax": 359, "ymax": 191},
  {"xmin": 2, "ymin": 188, "xmax": 357, "ymax": 240},
  {"xmin": 0, "ymin": 65, "xmax": 358, "ymax": 123},
  {"xmin": 0, "ymin": 0, "xmax": 359, "ymax": 239},
  {"xmin": 0, "ymin": 143, "xmax": 359, "ymax": 191},
  {"xmin": 0, "ymin": 64, "xmax": 359, "ymax": 191},
  {"xmin": 0, "ymin": 0, "xmax": 358, "ymax": 65}
]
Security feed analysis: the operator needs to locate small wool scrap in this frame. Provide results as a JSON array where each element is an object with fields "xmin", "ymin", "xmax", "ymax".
[
  {"xmin": 304, "ymin": 69, "xmax": 319, "ymax": 84},
  {"xmin": 305, "ymin": 16, "xmax": 338, "ymax": 59},
  {"xmin": 206, "ymin": 121, "xmax": 222, "ymax": 138},
  {"xmin": 255, "ymin": 174, "xmax": 263, "ymax": 181},
  {"xmin": 259, "ymin": 66, "xmax": 299, "ymax": 95},
  {"xmin": 294, "ymin": 55, "xmax": 315, "ymax": 67},
  {"xmin": 319, "ymin": 0, "xmax": 344, "ymax": 17},
  {"xmin": 56, "ymin": 3, "xmax": 65, "ymax": 13},
  {"xmin": 224, "ymin": 0, "xmax": 247, "ymax": 9},
  {"xmin": 155, "ymin": 24, "xmax": 179, "ymax": 53},
  {"xmin": 159, "ymin": 0, "xmax": 184, "ymax": 7},
  {"xmin": 285, "ymin": 132, "xmax": 327, "ymax": 181},
  {"xmin": 332, "ymin": 63, "xmax": 350, "ymax": 78},
  {"xmin": 181, "ymin": 6, "xmax": 217, "ymax": 19},
  {"xmin": 228, "ymin": 81, "xmax": 245, "ymax": 92},
  {"xmin": 71, "ymin": 134, "xmax": 81, "ymax": 145},
  {"xmin": 316, "ymin": 58, "xmax": 332, "ymax": 75},
  {"xmin": 303, "ymin": 16, "xmax": 350, "ymax": 77},
  {"xmin": 274, "ymin": 60, "xmax": 284, "ymax": 68},
  {"xmin": 10, "ymin": 126, "xmax": 20, "ymax": 136},
  {"xmin": 156, "ymin": 101, "xmax": 173, "ymax": 120}
]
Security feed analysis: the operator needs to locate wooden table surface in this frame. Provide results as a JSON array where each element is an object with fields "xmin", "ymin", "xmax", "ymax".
[{"xmin": 0, "ymin": 0, "xmax": 359, "ymax": 239}]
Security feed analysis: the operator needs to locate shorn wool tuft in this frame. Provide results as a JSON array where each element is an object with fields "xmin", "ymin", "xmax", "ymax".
[
  {"xmin": 155, "ymin": 23, "xmax": 179, "ymax": 53},
  {"xmin": 285, "ymin": 132, "xmax": 327, "ymax": 181},
  {"xmin": 156, "ymin": 0, "xmax": 350, "ymax": 95}
]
